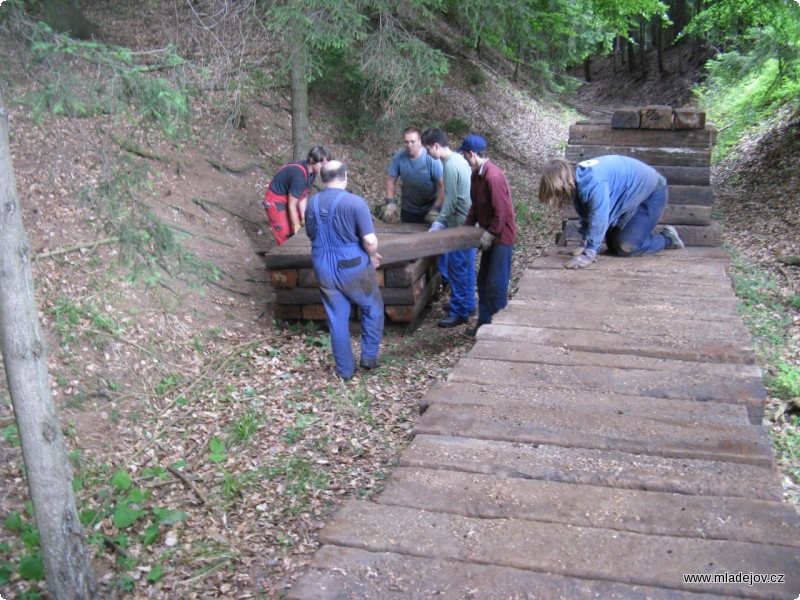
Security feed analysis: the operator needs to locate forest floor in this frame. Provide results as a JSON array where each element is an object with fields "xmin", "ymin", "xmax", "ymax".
[{"xmin": 0, "ymin": 3, "xmax": 798, "ymax": 598}]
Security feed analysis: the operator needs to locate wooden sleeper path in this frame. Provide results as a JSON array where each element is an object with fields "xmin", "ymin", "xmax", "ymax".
[{"xmin": 287, "ymin": 247, "xmax": 800, "ymax": 599}]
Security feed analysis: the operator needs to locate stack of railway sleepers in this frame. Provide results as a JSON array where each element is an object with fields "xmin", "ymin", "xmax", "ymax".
[
  {"xmin": 559, "ymin": 105, "xmax": 721, "ymax": 247},
  {"xmin": 259, "ymin": 223, "xmax": 483, "ymax": 329}
]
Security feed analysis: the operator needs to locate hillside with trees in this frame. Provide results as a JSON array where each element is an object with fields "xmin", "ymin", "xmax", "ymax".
[{"xmin": 0, "ymin": 0, "xmax": 798, "ymax": 597}]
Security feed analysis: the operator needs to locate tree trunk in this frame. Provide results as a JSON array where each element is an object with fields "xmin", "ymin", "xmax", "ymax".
[
  {"xmin": 583, "ymin": 57, "xmax": 592, "ymax": 83},
  {"xmin": 670, "ymin": 0, "xmax": 688, "ymax": 44},
  {"xmin": 41, "ymin": 0, "xmax": 97, "ymax": 39},
  {"xmin": 0, "ymin": 94, "xmax": 97, "ymax": 599},
  {"xmin": 639, "ymin": 18, "xmax": 647, "ymax": 79},
  {"xmin": 656, "ymin": 16, "xmax": 666, "ymax": 75},
  {"xmin": 290, "ymin": 46, "xmax": 309, "ymax": 161},
  {"xmin": 627, "ymin": 35, "xmax": 636, "ymax": 75}
]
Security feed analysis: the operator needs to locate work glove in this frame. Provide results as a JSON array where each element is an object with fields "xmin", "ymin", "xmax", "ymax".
[
  {"xmin": 381, "ymin": 202, "xmax": 399, "ymax": 223},
  {"xmin": 428, "ymin": 221, "xmax": 447, "ymax": 232},
  {"xmin": 565, "ymin": 248, "xmax": 596, "ymax": 269},
  {"xmin": 478, "ymin": 230, "xmax": 496, "ymax": 251},
  {"xmin": 424, "ymin": 207, "xmax": 441, "ymax": 224},
  {"xmin": 571, "ymin": 239, "xmax": 587, "ymax": 257},
  {"xmin": 293, "ymin": 222, "xmax": 302, "ymax": 234}
]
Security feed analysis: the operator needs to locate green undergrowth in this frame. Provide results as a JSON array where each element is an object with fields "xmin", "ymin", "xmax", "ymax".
[
  {"xmin": 18, "ymin": 19, "xmax": 191, "ymax": 141},
  {"xmin": 729, "ymin": 250, "xmax": 800, "ymax": 496},
  {"xmin": 696, "ymin": 21, "xmax": 800, "ymax": 162}
]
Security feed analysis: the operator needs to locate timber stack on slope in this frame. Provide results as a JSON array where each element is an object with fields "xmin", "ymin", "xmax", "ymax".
[
  {"xmin": 258, "ymin": 223, "xmax": 483, "ymax": 328},
  {"xmin": 559, "ymin": 105, "xmax": 721, "ymax": 247}
]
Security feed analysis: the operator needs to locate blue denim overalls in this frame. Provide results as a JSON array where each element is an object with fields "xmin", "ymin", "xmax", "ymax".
[{"xmin": 311, "ymin": 192, "xmax": 384, "ymax": 378}]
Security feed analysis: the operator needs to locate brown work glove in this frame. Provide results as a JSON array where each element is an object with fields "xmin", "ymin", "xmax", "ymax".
[
  {"xmin": 478, "ymin": 230, "xmax": 496, "ymax": 251},
  {"xmin": 381, "ymin": 202, "xmax": 399, "ymax": 223},
  {"xmin": 571, "ymin": 239, "xmax": 587, "ymax": 257},
  {"xmin": 424, "ymin": 207, "xmax": 440, "ymax": 224},
  {"xmin": 565, "ymin": 248, "xmax": 596, "ymax": 269}
]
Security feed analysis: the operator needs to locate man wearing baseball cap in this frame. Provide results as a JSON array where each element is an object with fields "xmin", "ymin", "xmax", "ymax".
[{"xmin": 458, "ymin": 134, "xmax": 516, "ymax": 337}]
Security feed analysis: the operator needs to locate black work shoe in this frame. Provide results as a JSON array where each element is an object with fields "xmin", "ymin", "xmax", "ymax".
[
  {"xmin": 359, "ymin": 357, "xmax": 381, "ymax": 370},
  {"xmin": 437, "ymin": 315, "xmax": 468, "ymax": 328},
  {"xmin": 464, "ymin": 326, "xmax": 479, "ymax": 337}
]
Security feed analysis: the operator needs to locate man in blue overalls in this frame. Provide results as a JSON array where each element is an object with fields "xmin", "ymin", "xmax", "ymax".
[{"xmin": 305, "ymin": 161, "xmax": 384, "ymax": 380}]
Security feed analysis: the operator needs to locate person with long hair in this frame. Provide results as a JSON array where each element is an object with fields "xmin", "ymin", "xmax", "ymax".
[{"xmin": 539, "ymin": 155, "xmax": 684, "ymax": 268}]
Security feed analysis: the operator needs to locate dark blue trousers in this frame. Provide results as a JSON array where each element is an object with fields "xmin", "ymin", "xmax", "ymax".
[{"xmin": 476, "ymin": 243, "xmax": 512, "ymax": 326}]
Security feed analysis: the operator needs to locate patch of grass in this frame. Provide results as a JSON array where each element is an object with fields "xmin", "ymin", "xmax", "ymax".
[
  {"xmin": 513, "ymin": 197, "xmax": 546, "ymax": 232},
  {"xmin": 729, "ymin": 256, "xmax": 792, "ymax": 362},
  {"xmin": 184, "ymin": 539, "xmax": 239, "ymax": 582},
  {"xmin": 45, "ymin": 297, "xmax": 120, "ymax": 344},
  {"xmin": 282, "ymin": 411, "xmax": 318, "ymax": 445},
  {"xmin": 773, "ymin": 415, "xmax": 800, "ymax": 481},
  {"xmin": 267, "ymin": 454, "xmax": 329, "ymax": 514},
  {"xmin": 348, "ymin": 385, "xmax": 376, "ymax": 425},
  {"xmin": 769, "ymin": 362, "xmax": 800, "ymax": 400},
  {"xmin": 227, "ymin": 408, "xmax": 264, "ymax": 445},
  {"xmin": 218, "ymin": 467, "xmax": 261, "ymax": 502},
  {"xmin": 729, "ymin": 251, "xmax": 799, "ymax": 495}
]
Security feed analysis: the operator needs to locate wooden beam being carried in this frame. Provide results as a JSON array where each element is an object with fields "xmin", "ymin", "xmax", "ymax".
[{"xmin": 263, "ymin": 226, "xmax": 483, "ymax": 269}]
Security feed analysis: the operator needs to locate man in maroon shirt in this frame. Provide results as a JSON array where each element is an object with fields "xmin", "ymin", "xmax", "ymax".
[{"xmin": 459, "ymin": 135, "xmax": 516, "ymax": 337}]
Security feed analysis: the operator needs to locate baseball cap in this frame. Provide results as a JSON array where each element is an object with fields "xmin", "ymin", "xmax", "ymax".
[{"xmin": 457, "ymin": 134, "xmax": 487, "ymax": 153}]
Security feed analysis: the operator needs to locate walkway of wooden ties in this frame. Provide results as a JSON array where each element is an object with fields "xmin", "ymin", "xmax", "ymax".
[{"xmin": 288, "ymin": 246, "xmax": 800, "ymax": 599}]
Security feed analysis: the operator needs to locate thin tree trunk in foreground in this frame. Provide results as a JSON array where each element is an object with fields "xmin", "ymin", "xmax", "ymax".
[{"xmin": 0, "ymin": 93, "xmax": 97, "ymax": 599}]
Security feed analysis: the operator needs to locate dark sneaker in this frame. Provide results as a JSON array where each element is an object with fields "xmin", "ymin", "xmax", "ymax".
[
  {"xmin": 463, "ymin": 325, "xmax": 479, "ymax": 337},
  {"xmin": 661, "ymin": 225, "xmax": 684, "ymax": 249},
  {"xmin": 438, "ymin": 315, "xmax": 468, "ymax": 328},
  {"xmin": 359, "ymin": 357, "xmax": 381, "ymax": 370}
]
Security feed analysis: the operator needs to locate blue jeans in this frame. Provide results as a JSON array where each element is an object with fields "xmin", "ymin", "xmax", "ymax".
[
  {"xmin": 446, "ymin": 247, "xmax": 476, "ymax": 318},
  {"xmin": 606, "ymin": 186, "xmax": 669, "ymax": 256},
  {"xmin": 476, "ymin": 243, "xmax": 512, "ymax": 325},
  {"xmin": 438, "ymin": 253, "xmax": 449, "ymax": 286}
]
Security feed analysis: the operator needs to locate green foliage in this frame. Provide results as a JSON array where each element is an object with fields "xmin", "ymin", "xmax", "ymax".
[
  {"xmin": 46, "ymin": 297, "xmax": 120, "ymax": 344},
  {"xmin": 267, "ymin": 454, "xmax": 329, "ymax": 514},
  {"xmin": 3, "ymin": 512, "xmax": 44, "ymax": 584},
  {"xmin": 74, "ymin": 157, "xmax": 221, "ymax": 286},
  {"xmin": 513, "ymin": 197, "xmax": 546, "ymax": 232},
  {"xmin": 729, "ymin": 252, "xmax": 799, "ymax": 489},
  {"xmin": 18, "ymin": 21, "xmax": 191, "ymax": 140},
  {"xmin": 769, "ymin": 363, "xmax": 800, "ymax": 400},
  {"xmin": 773, "ymin": 415, "xmax": 800, "ymax": 482},
  {"xmin": 218, "ymin": 467, "xmax": 261, "ymax": 501},
  {"xmin": 209, "ymin": 437, "xmax": 227, "ymax": 463},
  {"xmin": 265, "ymin": 0, "xmax": 448, "ymax": 118},
  {"xmin": 441, "ymin": 117, "xmax": 471, "ymax": 138},
  {"xmin": 282, "ymin": 410, "xmax": 318, "ymax": 444},
  {"xmin": 691, "ymin": 0, "xmax": 800, "ymax": 160},
  {"xmin": 227, "ymin": 408, "xmax": 264, "ymax": 445},
  {"xmin": 731, "ymin": 257, "xmax": 792, "ymax": 361},
  {"xmin": 445, "ymin": 0, "xmax": 669, "ymax": 95},
  {"xmin": 2, "ymin": 423, "xmax": 20, "ymax": 447}
]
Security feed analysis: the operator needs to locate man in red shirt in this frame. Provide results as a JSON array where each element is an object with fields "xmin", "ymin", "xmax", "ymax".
[
  {"xmin": 263, "ymin": 146, "xmax": 331, "ymax": 245},
  {"xmin": 459, "ymin": 135, "xmax": 516, "ymax": 337}
]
